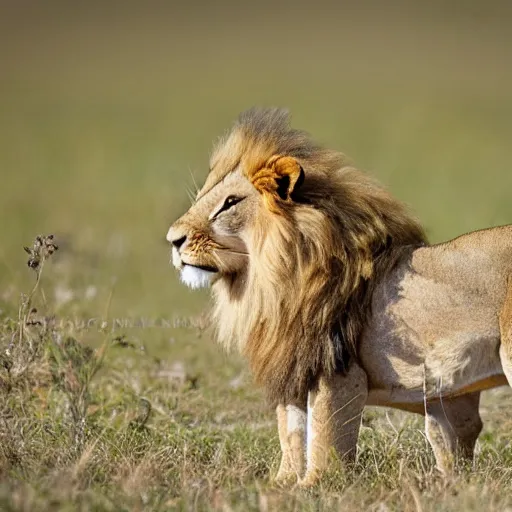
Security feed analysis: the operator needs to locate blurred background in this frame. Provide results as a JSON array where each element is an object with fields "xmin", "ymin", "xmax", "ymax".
[{"xmin": 1, "ymin": 0, "xmax": 511, "ymax": 318}]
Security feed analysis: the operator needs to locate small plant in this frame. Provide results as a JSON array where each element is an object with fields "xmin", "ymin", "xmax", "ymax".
[
  {"xmin": 1, "ymin": 235, "xmax": 105, "ymax": 458},
  {"xmin": 3, "ymin": 235, "xmax": 59, "ymax": 384}
]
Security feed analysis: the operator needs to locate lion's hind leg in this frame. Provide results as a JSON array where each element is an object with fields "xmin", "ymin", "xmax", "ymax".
[
  {"xmin": 499, "ymin": 279, "xmax": 512, "ymax": 385},
  {"xmin": 425, "ymin": 392, "xmax": 482, "ymax": 474}
]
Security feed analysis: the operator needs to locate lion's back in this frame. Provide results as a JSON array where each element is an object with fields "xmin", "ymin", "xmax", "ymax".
[{"xmin": 417, "ymin": 224, "xmax": 512, "ymax": 296}]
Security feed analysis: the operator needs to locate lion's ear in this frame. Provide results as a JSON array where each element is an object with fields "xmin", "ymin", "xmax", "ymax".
[{"xmin": 250, "ymin": 156, "xmax": 304, "ymax": 207}]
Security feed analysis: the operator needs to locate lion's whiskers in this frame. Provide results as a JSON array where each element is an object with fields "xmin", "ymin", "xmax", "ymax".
[
  {"xmin": 185, "ymin": 186, "xmax": 196, "ymax": 205},
  {"xmin": 215, "ymin": 248, "xmax": 250, "ymax": 256}
]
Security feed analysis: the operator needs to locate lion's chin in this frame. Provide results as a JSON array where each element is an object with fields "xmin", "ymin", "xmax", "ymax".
[{"xmin": 180, "ymin": 265, "xmax": 215, "ymax": 289}]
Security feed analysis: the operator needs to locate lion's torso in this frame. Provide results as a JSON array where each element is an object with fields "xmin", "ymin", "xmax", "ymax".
[{"xmin": 360, "ymin": 224, "xmax": 512, "ymax": 410}]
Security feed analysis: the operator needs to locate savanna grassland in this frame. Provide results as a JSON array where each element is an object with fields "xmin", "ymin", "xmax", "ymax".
[{"xmin": 1, "ymin": 2, "xmax": 512, "ymax": 510}]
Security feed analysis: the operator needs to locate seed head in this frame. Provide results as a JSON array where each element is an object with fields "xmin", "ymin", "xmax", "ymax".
[{"xmin": 24, "ymin": 234, "xmax": 59, "ymax": 270}]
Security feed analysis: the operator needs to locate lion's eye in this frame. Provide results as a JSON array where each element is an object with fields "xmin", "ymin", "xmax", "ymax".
[{"xmin": 212, "ymin": 196, "xmax": 244, "ymax": 220}]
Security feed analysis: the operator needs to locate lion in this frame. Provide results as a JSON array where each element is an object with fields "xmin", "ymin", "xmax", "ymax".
[{"xmin": 166, "ymin": 107, "xmax": 512, "ymax": 487}]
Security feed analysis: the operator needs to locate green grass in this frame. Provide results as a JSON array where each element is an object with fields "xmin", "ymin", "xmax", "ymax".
[{"xmin": 1, "ymin": 3, "xmax": 512, "ymax": 510}]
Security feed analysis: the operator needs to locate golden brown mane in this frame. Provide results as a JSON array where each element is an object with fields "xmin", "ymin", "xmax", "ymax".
[{"xmin": 210, "ymin": 108, "xmax": 427, "ymax": 406}]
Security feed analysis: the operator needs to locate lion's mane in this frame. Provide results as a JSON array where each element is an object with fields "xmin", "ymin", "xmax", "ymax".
[{"xmin": 210, "ymin": 108, "xmax": 427, "ymax": 406}]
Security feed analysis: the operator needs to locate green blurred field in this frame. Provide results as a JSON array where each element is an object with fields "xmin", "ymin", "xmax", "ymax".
[{"xmin": 0, "ymin": 2, "xmax": 512, "ymax": 510}]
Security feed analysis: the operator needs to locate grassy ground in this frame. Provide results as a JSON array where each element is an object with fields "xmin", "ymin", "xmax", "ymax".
[{"xmin": 1, "ymin": 2, "xmax": 512, "ymax": 510}]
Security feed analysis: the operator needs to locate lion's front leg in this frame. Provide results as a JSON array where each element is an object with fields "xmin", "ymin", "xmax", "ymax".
[
  {"xmin": 299, "ymin": 363, "xmax": 368, "ymax": 488},
  {"xmin": 274, "ymin": 403, "xmax": 307, "ymax": 485}
]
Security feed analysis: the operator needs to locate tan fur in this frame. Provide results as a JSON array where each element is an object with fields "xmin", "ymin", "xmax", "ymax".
[
  {"xmin": 168, "ymin": 108, "xmax": 512, "ymax": 486},
  {"xmin": 278, "ymin": 225, "xmax": 512, "ymax": 486}
]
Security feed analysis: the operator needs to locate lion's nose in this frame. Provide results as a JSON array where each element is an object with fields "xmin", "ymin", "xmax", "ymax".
[
  {"xmin": 171, "ymin": 235, "xmax": 187, "ymax": 250},
  {"xmin": 166, "ymin": 226, "xmax": 187, "ymax": 249}
]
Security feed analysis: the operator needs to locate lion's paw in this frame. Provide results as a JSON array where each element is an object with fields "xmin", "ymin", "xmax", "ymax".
[
  {"xmin": 272, "ymin": 470, "xmax": 298, "ymax": 488},
  {"xmin": 297, "ymin": 472, "xmax": 321, "ymax": 489}
]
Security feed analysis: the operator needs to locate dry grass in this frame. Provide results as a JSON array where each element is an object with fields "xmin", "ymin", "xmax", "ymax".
[
  {"xmin": 0, "ymin": 2, "xmax": 512, "ymax": 510},
  {"xmin": 0, "ymin": 240, "xmax": 511, "ymax": 511}
]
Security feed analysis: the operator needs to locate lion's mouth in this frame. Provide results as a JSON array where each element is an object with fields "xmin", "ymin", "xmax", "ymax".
[
  {"xmin": 171, "ymin": 247, "xmax": 219, "ymax": 273},
  {"xmin": 183, "ymin": 263, "xmax": 219, "ymax": 273}
]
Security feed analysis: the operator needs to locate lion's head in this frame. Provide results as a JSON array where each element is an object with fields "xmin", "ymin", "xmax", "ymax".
[{"xmin": 167, "ymin": 108, "xmax": 427, "ymax": 405}]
